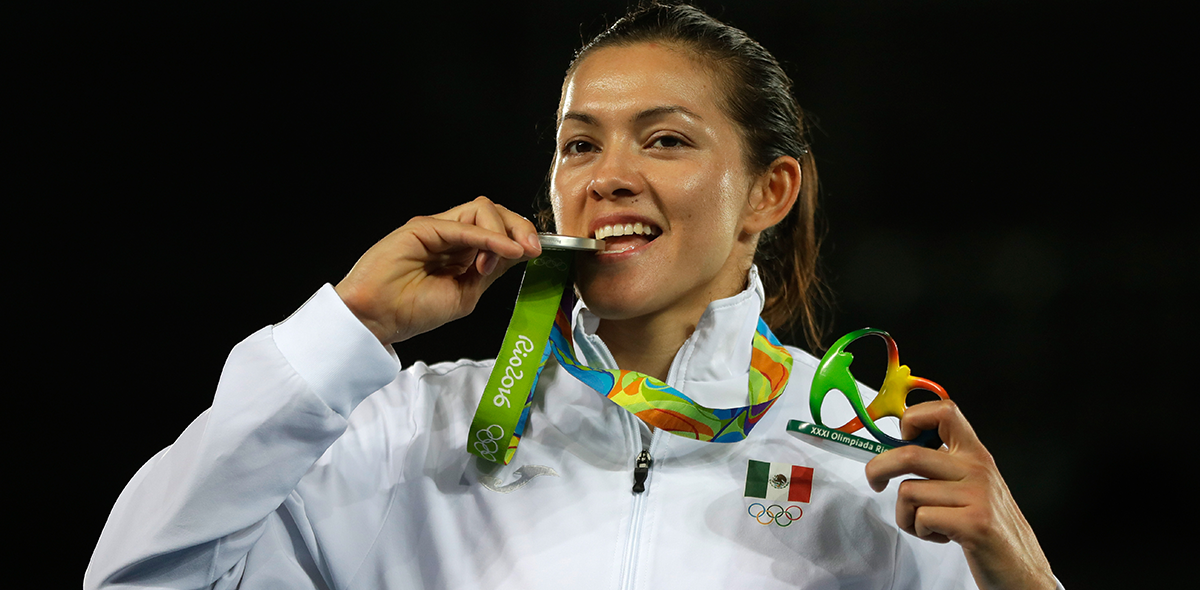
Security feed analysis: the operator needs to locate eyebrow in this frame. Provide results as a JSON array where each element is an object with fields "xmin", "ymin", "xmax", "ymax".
[
  {"xmin": 561, "ymin": 111, "xmax": 599, "ymax": 126},
  {"xmin": 634, "ymin": 105, "xmax": 702, "ymax": 123},
  {"xmin": 559, "ymin": 105, "xmax": 703, "ymax": 127}
]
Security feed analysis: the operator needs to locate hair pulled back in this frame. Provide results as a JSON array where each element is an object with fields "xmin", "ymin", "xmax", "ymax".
[{"xmin": 543, "ymin": 1, "xmax": 826, "ymax": 349}]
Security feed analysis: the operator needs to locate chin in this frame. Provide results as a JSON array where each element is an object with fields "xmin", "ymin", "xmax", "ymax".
[{"xmin": 575, "ymin": 272, "xmax": 664, "ymax": 321}]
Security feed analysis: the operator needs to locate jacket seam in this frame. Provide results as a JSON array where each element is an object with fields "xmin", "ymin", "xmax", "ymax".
[
  {"xmin": 341, "ymin": 486, "xmax": 401, "ymax": 590},
  {"xmin": 887, "ymin": 529, "xmax": 901, "ymax": 590}
]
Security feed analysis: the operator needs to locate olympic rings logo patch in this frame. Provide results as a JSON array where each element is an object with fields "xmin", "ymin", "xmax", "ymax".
[
  {"xmin": 747, "ymin": 502, "xmax": 803, "ymax": 527},
  {"xmin": 473, "ymin": 424, "xmax": 505, "ymax": 462},
  {"xmin": 531, "ymin": 256, "xmax": 569, "ymax": 272}
]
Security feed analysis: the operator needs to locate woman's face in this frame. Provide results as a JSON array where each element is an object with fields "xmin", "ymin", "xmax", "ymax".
[{"xmin": 551, "ymin": 42, "xmax": 761, "ymax": 323}]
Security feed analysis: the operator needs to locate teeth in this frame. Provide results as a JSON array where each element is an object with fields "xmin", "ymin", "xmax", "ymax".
[{"xmin": 593, "ymin": 222, "xmax": 660, "ymax": 240}]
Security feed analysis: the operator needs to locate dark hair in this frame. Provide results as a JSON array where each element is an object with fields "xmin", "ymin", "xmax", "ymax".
[{"xmin": 539, "ymin": 1, "xmax": 826, "ymax": 350}]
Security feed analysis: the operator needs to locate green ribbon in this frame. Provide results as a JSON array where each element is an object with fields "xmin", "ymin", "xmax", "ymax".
[{"xmin": 468, "ymin": 250, "xmax": 572, "ymax": 464}]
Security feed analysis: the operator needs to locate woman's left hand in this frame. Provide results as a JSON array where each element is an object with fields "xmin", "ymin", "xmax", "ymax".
[{"xmin": 865, "ymin": 400, "xmax": 1057, "ymax": 590}]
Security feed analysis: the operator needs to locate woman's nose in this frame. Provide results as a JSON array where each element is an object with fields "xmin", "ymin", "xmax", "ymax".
[{"xmin": 587, "ymin": 148, "xmax": 644, "ymax": 200}]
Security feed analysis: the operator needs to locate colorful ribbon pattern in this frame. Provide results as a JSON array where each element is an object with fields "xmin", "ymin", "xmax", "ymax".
[{"xmin": 469, "ymin": 251, "xmax": 794, "ymax": 465}]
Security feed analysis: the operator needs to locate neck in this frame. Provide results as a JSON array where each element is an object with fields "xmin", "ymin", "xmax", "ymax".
[
  {"xmin": 589, "ymin": 246, "xmax": 759, "ymax": 381},
  {"xmin": 594, "ymin": 264, "xmax": 753, "ymax": 382},
  {"xmin": 595, "ymin": 308, "xmax": 697, "ymax": 382}
]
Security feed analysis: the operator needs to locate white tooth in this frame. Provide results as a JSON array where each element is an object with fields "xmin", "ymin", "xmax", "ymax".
[
  {"xmin": 624, "ymin": 223, "xmax": 633, "ymax": 236},
  {"xmin": 599, "ymin": 226, "xmax": 608, "ymax": 240},
  {"xmin": 634, "ymin": 222, "xmax": 643, "ymax": 235}
]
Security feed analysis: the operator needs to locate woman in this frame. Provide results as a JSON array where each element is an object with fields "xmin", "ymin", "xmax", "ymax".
[{"xmin": 87, "ymin": 3, "xmax": 1057, "ymax": 589}]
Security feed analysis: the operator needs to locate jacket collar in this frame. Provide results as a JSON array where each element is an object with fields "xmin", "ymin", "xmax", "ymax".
[{"xmin": 571, "ymin": 266, "xmax": 767, "ymax": 409}]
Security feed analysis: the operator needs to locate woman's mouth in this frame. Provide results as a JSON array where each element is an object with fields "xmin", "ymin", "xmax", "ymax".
[{"xmin": 593, "ymin": 222, "xmax": 661, "ymax": 255}]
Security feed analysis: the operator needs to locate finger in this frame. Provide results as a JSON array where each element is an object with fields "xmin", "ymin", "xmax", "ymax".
[
  {"xmin": 492, "ymin": 205, "xmax": 543, "ymax": 258},
  {"xmin": 455, "ymin": 197, "xmax": 542, "ymax": 258},
  {"xmin": 434, "ymin": 197, "xmax": 541, "ymax": 262},
  {"xmin": 465, "ymin": 200, "xmax": 539, "ymax": 274},
  {"xmin": 471, "ymin": 196, "xmax": 511, "ymax": 236},
  {"xmin": 444, "ymin": 198, "xmax": 508, "ymax": 275},
  {"xmin": 895, "ymin": 478, "xmax": 967, "ymax": 538},
  {"xmin": 910, "ymin": 505, "xmax": 962, "ymax": 544},
  {"xmin": 475, "ymin": 251, "xmax": 499, "ymax": 276},
  {"xmin": 899, "ymin": 400, "xmax": 983, "ymax": 454},
  {"xmin": 433, "ymin": 196, "xmax": 509, "ymax": 235},
  {"xmin": 865, "ymin": 444, "xmax": 966, "ymax": 492},
  {"xmin": 411, "ymin": 217, "xmax": 525, "ymax": 260}
]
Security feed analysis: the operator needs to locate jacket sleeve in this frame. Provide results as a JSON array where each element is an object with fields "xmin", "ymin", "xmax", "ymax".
[{"xmin": 85, "ymin": 284, "xmax": 399, "ymax": 590}]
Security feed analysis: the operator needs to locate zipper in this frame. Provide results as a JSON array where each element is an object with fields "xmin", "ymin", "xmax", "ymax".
[
  {"xmin": 614, "ymin": 324, "xmax": 690, "ymax": 588},
  {"xmin": 619, "ymin": 427, "xmax": 662, "ymax": 589},
  {"xmin": 632, "ymin": 450, "xmax": 652, "ymax": 493}
]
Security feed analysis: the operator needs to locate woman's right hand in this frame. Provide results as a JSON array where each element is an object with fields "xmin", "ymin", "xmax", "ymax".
[{"xmin": 334, "ymin": 197, "xmax": 543, "ymax": 345}]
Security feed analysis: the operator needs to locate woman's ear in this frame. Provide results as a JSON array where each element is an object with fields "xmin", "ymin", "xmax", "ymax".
[{"xmin": 743, "ymin": 155, "xmax": 801, "ymax": 235}]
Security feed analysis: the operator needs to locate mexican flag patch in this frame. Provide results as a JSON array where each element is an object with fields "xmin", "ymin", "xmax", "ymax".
[{"xmin": 744, "ymin": 459, "xmax": 813, "ymax": 503}]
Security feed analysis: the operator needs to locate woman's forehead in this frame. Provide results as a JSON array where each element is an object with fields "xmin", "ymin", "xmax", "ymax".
[{"xmin": 558, "ymin": 43, "xmax": 723, "ymax": 125}]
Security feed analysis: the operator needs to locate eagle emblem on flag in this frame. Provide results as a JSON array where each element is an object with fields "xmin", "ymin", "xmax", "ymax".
[{"xmin": 769, "ymin": 474, "xmax": 789, "ymax": 489}]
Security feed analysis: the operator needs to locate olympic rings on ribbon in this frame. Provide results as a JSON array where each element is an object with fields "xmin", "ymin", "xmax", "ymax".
[
  {"xmin": 473, "ymin": 424, "xmax": 505, "ymax": 462},
  {"xmin": 531, "ymin": 256, "xmax": 569, "ymax": 272},
  {"xmin": 747, "ymin": 502, "xmax": 803, "ymax": 527}
]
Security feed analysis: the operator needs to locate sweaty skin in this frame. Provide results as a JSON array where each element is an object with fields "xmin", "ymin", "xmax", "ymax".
[{"xmin": 550, "ymin": 43, "xmax": 798, "ymax": 380}]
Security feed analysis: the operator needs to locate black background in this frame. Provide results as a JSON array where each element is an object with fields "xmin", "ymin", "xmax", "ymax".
[{"xmin": 14, "ymin": 1, "xmax": 1193, "ymax": 587}]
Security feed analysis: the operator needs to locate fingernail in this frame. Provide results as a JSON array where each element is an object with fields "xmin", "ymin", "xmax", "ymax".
[
  {"xmin": 480, "ymin": 252, "xmax": 498, "ymax": 275},
  {"xmin": 526, "ymin": 234, "xmax": 541, "ymax": 253}
]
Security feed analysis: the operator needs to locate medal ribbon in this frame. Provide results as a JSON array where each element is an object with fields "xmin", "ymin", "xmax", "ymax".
[{"xmin": 468, "ymin": 251, "xmax": 793, "ymax": 465}]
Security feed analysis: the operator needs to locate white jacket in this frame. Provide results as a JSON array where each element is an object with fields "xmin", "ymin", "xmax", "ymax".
[{"xmin": 87, "ymin": 270, "xmax": 977, "ymax": 589}]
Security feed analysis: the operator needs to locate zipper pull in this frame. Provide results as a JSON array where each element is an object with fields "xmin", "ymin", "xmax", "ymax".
[{"xmin": 632, "ymin": 450, "xmax": 653, "ymax": 493}]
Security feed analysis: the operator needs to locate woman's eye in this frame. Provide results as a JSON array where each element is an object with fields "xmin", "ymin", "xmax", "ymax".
[
  {"xmin": 650, "ymin": 135, "xmax": 685, "ymax": 149},
  {"xmin": 564, "ymin": 140, "xmax": 596, "ymax": 155}
]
